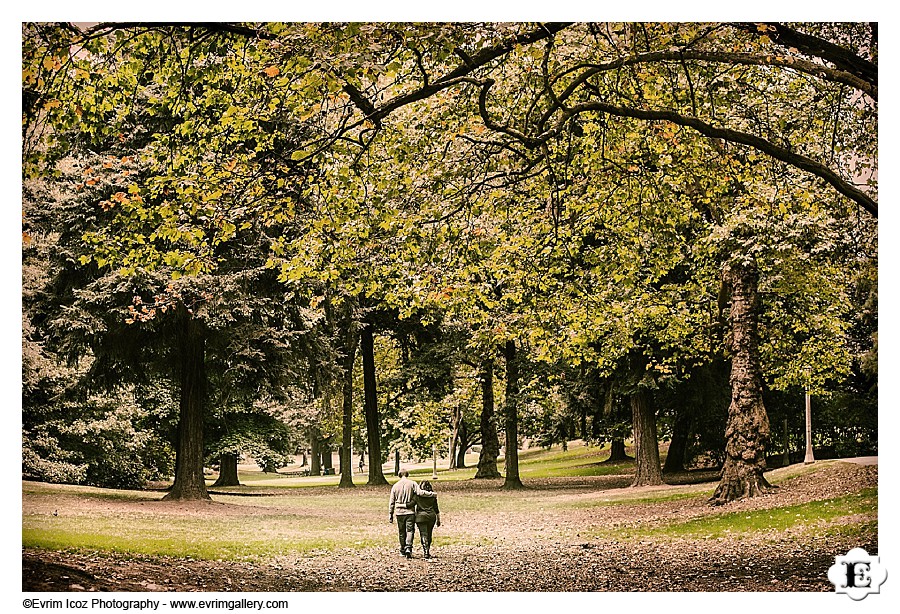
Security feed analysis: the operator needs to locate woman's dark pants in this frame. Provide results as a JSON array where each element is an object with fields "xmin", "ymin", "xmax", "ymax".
[{"xmin": 417, "ymin": 518, "xmax": 436, "ymax": 553}]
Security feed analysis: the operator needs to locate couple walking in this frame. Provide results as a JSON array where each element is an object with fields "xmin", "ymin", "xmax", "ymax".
[{"xmin": 388, "ymin": 470, "xmax": 441, "ymax": 559}]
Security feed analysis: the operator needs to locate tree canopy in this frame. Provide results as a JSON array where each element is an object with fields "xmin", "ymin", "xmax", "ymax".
[{"xmin": 23, "ymin": 22, "xmax": 876, "ymax": 502}]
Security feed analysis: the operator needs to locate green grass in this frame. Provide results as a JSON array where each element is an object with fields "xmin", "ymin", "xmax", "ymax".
[
  {"xmin": 22, "ymin": 479, "xmax": 515, "ymax": 559},
  {"xmin": 593, "ymin": 488, "xmax": 878, "ymax": 541},
  {"xmin": 22, "ymin": 446, "xmax": 875, "ymax": 561},
  {"xmin": 407, "ymin": 441, "xmax": 634, "ymax": 481}
]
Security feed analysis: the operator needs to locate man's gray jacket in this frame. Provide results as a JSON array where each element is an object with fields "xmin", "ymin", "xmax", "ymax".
[{"xmin": 389, "ymin": 477, "xmax": 435, "ymax": 517}]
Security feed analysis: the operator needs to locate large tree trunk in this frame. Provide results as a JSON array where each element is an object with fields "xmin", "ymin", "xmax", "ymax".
[
  {"xmin": 663, "ymin": 409, "xmax": 692, "ymax": 474},
  {"xmin": 164, "ymin": 315, "xmax": 210, "ymax": 501},
  {"xmin": 360, "ymin": 326, "xmax": 388, "ymax": 485},
  {"xmin": 212, "ymin": 453, "xmax": 240, "ymax": 487},
  {"xmin": 501, "ymin": 341, "xmax": 524, "ymax": 489},
  {"xmin": 630, "ymin": 386, "xmax": 663, "ymax": 486},
  {"xmin": 475, "ymin": 358, "xmax": 502, "ymax": 478},
  {"xmin": 710, "ymin": 259, "xmax": 773, "ymax": 505}
]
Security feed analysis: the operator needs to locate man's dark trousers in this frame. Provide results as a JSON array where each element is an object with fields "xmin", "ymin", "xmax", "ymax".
[{"xmin": 396, "ymin": 514, "xmax": 415, "ymax": 552}]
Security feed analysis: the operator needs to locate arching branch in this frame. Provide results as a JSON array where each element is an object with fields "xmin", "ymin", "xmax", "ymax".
[
  {"xmin": 565, "ymin": 101, "xmax": 877, "ymax": 217},
  {"xmin": 731, "ymin": 22, "xmax": 876, "ymax": 89},
  {"xmin": 368, "ymin": 22, "xmax": 572, "ymax": 124}
]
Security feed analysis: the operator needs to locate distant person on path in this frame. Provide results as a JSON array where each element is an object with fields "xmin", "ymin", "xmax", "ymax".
[
  {"xmin": 413, "ymin": 481, "xmax": 441, "ymax": 559},
  {"xmin": 388, "ymin": 469, "xmax": 435, "ymax": 558},
  {"xmin": 358, "ymin": 454, "xmax": 364, "ymax": 474}
]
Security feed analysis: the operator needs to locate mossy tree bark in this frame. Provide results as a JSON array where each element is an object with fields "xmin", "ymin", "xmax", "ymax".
[
  {"xmin": 501, "ymin": 341, "xmax": 524, "ymax": 489},
  {"xmin": 360, "ymin": 326, "xmax": 388, "ymax": 485},
  {"xmin": 710, "ymin": 259, "xmax": 773, "ymax": 505},
  {"xmin": 164, "ymin": 314, "xmax": 210, "ymax": 501},
  {"xmin": 475, "ymin": 358, "xmax": 502, "ymax": 478}
]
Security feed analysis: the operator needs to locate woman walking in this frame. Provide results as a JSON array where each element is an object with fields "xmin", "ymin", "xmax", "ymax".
[{"xmin": 413, "ymin": 481, "xmax": 441, "ymax": 559}]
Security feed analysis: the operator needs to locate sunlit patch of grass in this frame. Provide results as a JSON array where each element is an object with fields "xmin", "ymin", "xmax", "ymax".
[
  {"xmin": 824, "ymin": 519, "xmax": 878, "ymax": 541},
  {"xmin": 406, "ymin": 442, "xmax": 630, "ymax": 481},
  {"xmin": 22, "ymin": 481, "xmax": 506, "ymax": 559},
  {"xmin": 22, "ymin": 509, "xmax": 393, "ymax": 560},
  {"xmin": 571, "ymin": 488, "xmax": 713, "ymax": 508},
  {"xmin": 595, "ymin": 488, "xmax": 877, "ymax": 541},
  {"xmin": 22, "ymin": 510, "xmax": 490, "ymax": 559}
]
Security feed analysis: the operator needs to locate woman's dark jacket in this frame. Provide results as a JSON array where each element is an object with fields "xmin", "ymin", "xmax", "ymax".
[{"xmin": 413, "ymin": 492, "xmax": 440, "ymax": 523}]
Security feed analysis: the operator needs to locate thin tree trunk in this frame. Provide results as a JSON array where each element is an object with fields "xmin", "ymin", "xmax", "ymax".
[
  {"xmin": 338, "ymin": 306, "xmax": 357, "ymax": 488},
  {"xmin": 164, "ymin": 314, "xmax": 210, "ymax": 501},
  {"xmin": 322, "ymin": 442, "xmax": 333, "ymax": 473},
  {"xmin": 310, "ymin": 430, "xmax": 321, "ymax": 476},
  {"xmin": 601, "ymin": 381, "xmax": 632, "ymax": 463},
  {"xmin": 212, "ymin": 453, "xmax": 240, "ymax": 487},
  {"xmin": 360, "ymin": 326, "xmax": 388, "ymax": 485},
  {"xmin": 663, "ymin": 409, "xmax": 692, "ymax": 474},
  {"xmin": 449, "ymin": 403, "xmax": 461, "ymax": 470},
  {"xmin": 339, "ymin": 341, "xmax": 356, "ymax": 488},
  {"xmin": 710, "ymin": 259, "xmax": 773, "ymax": 505},
  {"xmin": 782, "ymin": 417, "xmax": 791, "ymax": 467},
  {"xmin": 394, "ymin": 449, "xmax": 400, "ymax": 476},
  {"xmin": 580, "ymin": 404, "xmax": 587, "ymax": 440},
  {"xmin": 455, "ymin": 418, "xmax": 468, "ymax": 468},
  {"xmin": 475, "ymin": 358, "xmax": 502, "ymax": 479},
  {"xmin": 502, "ymin": 341, "xmax": 524, "ymax": 489}
]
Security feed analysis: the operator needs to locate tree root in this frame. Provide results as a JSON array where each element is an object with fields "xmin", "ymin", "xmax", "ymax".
[{"xmin": 708, "ymin": 473, "xmax": 776, "ymax": 506}]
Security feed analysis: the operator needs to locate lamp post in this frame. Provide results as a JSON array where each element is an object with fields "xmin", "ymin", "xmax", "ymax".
[
  {"xmin": 804, "ymin": 366, "xmax": 815, "ymax": 464},
  {"xmin": 432, "ymin": 443, "xmax": 438, "ymax": 480}
]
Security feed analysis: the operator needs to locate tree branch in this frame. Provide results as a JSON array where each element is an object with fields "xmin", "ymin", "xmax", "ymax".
[
  {"xmin": 731, "ymin": 22, "xmax": 876, "ymax": 89},
  {"xmin": 567, "ymin": 101, "xmax": 877, "ymax": 217},
  {"xmin": 369, "ymin": 22, "xmax": 572, "ymax": 123}
]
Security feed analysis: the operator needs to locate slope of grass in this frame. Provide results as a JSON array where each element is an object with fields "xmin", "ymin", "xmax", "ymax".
[{"xmin": 592, "ymin": 488, "xmax": 878, "ymax": 541}]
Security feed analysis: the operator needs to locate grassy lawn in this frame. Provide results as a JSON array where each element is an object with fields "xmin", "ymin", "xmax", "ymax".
[
  {"xmin": 239, "ymin": 441, "xmax": 630, "ymax": 488},
  {"xmin": 589, "ymin": 488, "xmax": 878, "ymax": 541},
  {"xmin": 22, "ymin": 444, "xmax": 875, "ymax": 562}
]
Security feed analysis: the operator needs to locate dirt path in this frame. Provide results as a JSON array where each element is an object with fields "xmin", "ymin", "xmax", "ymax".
[{"xmin": 23, "ymin": 462, "xmax": 877, "ymax": 592}]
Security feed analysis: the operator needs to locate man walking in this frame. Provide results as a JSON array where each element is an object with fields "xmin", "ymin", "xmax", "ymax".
[{"xmin": 388, "ymin": 469, "xmax": 435, "ymax": 558}]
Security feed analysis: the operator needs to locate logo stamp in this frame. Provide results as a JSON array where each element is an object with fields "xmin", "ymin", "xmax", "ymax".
[{"xmin": 828, "ymin": 548, "xmax": 887, "ymax": 600}]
